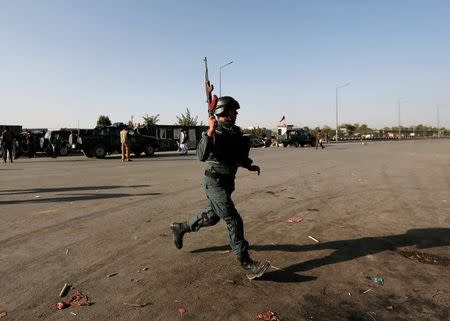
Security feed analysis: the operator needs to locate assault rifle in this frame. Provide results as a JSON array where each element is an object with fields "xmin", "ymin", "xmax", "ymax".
[{"xmin": 203, "ymin": 57, "xmax": 218, "ymax": 116}]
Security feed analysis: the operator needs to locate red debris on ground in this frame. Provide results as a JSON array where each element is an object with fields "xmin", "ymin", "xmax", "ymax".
[
  {"xmin": 178, "ymin": 307, "xmax": 187, "ymax": 317},
  {"xmin": 287, "ymin": 216, "xmax": 303, "ymax": 223},
  {"xmin": 54, "ymin": 290, "xmax": 91, "ymax": 310},
  {"xmin": 256, "ymin": 310, "xmax": 280, "ymax": 321}
]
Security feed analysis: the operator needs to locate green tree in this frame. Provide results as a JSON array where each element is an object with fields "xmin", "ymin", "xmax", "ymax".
[
  {"xmin": 176, "ymin": 108, "xmax": 198, "ymax": 126},
  {"xmin": 143, "ymin": 114, "xmax": 160, "ymax": 126},
  {"xmin": 127, "ymin": 120, "xmax": 134, "ymax": 128},
  {"xmin": 97, "ymin": 115, "xmax": 112, "ymax": 126}
]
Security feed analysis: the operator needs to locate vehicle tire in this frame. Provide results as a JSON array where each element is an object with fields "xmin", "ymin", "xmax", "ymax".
[
  {"xmin": 83, "ymin": 150, "xmax": 93, "ymax": 158},
  {"xmin": 59, "ymin": 145, "xmax": 69, "ymax": 156},
  {"xmin": 93, "ymin": 145, "xmax": 107, "ymax": 158},
  {"xmin": 144, "ymin": 144, "xmax": 155, "ymax": 156},
  {"xmin": 294, "ymin": 141, "xmax": 299, "ymax": 147},
  {"xmin": 133, "ymin": 148, "xmax": 144, "ymax": 156},
  {"xmin": 300, "ymin": 143, "xmax": 305, "ymax": 147},
  {"xmin": 283, "ymin": 142, "xmax": 288, "ymax": 148}
]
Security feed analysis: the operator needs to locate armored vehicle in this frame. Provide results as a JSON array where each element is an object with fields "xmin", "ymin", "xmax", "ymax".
[
  {"xmin": 80, "ymin": 125, "xmax": 160, "ymax": 158},
  {"xmin": 278, "ymin": 128, "xmax": 316, "ymax": 147}
]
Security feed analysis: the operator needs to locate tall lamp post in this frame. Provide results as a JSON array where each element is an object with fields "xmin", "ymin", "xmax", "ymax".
[
  {"xmin": 437, "ymin": 105, "xmax": 440, "ymax": 138},
  {"xmin": 335, "ymin": 82, "xmax": 350, "ymax": 142},
  {"xmin": 219, "ymin": 61, "xmax": 234, "ymax": 97},
  {"xmin": 397, "ymin": 98, "xmax": 407, "ymax": 139}
]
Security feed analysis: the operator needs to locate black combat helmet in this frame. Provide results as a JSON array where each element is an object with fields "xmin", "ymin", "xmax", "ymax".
[{"xmin": 214, "ymin": 96, "xmax": 240, "ymax": 115}]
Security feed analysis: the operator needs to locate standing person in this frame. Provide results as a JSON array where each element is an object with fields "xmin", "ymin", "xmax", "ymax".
[
  {"xmin": 26, "ymin": 129, "xmax": 35, "ymax": 158},
  {"xmin": 170, "ymin": 96, "xmax": 270, "ymax": 280},
  {"xmin": 50, "ymin": 132, "xmax": 61, "ymax": 158},
  {"xmin": 179, "ymin": 128, "xmax": 188, "ymax": 155},
  {"xmin": 120, "ymin": 126, "xmax": 132, "ymax": 162},
  {"xmin": 316, "ymin": 129, "xmax": 325, "ymax": 149},
  {"xmin": 1, "ymin": 127, "xmax": 14, "ymax": 163}
]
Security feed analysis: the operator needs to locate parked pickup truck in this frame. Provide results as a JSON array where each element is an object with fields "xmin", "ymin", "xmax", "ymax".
[{"xmin": 80, "ymin": 125, "xmax": 160, "ymax": 158}]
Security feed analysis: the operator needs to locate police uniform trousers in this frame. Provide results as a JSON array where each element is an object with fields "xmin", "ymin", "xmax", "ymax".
[{"xmin": 187, "ymin": 175, "xmax": 249, "ymax": 258}]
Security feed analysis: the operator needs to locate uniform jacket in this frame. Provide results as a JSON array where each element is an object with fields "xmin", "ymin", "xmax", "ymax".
[{"xmin": 196, "ymin": 123, "xmax": 253, "ymax": 178}]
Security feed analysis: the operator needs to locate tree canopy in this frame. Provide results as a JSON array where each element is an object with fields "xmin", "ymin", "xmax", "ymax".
[
  {"xmin": 97, "ymin": 115, "xmax": 112, "ymax": 126},
  {"xmin": 176, "ymin": 108, "xmax": 198, "ymax": 126},
  {"xmin": 143, "ymin": 114, "xmax": 160, "ymax": 126}
]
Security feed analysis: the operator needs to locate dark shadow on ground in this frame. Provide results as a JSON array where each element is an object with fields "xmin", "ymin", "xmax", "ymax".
[
  {"xmin": 0, "ymin": 185, "xmax": 151, "ymax": 195},
  {"xmin": 191, "ymin": 228, "xmax": 449, "ymax": 283},
  {"xmin": 0, "ymin": 192, "xmax": 160, "ymax": 205}
]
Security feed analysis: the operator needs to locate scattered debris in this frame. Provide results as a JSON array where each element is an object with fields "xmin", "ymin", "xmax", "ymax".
[
  {"xmin": 55, "ymin": 302, "xmax": 69, "ymax": 310},
  {"xmin": 432, "ymin": 290, "xmax": 443, "ymax": 299},
  {"xmin": 55, "ymin": 290, "xmax": 91, "ymax": 310},
  {"xmin": 369, "ymin": 277, "xmax": 384, "ymax": 286},
  {"xmin": 386, "ymin": 306, "xmax": 394, "ymax": 310},
  {"xmin": 362, "ymin": 289, "xmax": 373, "ymax": 294},
  {"xmin": 398, "ymin": 250, "xmax": 449, "ymax": 266},
  {"xmin": 269, "ymin": 264, "xmax": 282, "ymax": 270},
  {"xmin": 306, "ymin": 208, "xmax": 319, "ymax": 212},
  {"xmin": 219, "ymin": 250, "xmax": 231, "ymax": 254},
  {"xmin": 348, "ymin": 292, "xmax": 352, "ymax": 296},
  {"xmin": 224, "ymin": 280, "xmax": 236, "ymax": 285},
  {"xmin": 287, "ymin": 216, "xmax": 303, "ymax": 223},
  {"xmin": 59, "ymin": 283, "xmax": 72, "ymax": 297},
  {"xmin": 34, "ymin": 195, "xmax": 40, "ymax": 198},
  {"xmin": 266, "ymin": 191, "xmax": 276, "ymax": 195},
  {"xmin": 287, "ymin": 197, "xmax": 296, "ymax": 199},
  {"xmin": 107, "ymin": 272, "xmax": 119, "ymax": 278},
  {"xmin": 65, "ymin": 248, "xmax": 70, "ymax": 255},
  {"xmin": 123, "ymin": 302, "xmax": 150, "ymax": 308},
  {"xmin": 70, "ymin": 312, "xmax": 77, "ymax": 316},
  {"xmin": 256, "ymin": 310, "xmax": 280, "ymax": 321},
  {"xmin": 308, "ymin": 236, "xmax": 320, "ymax": 243},
  {"xmin": 178, "ymin": 307, "xmax": 187, "ymax": 317},
  {"xmin": 69, "ymin": 290, "xmax": 91, "ymax": 307},
  {"xmin": 0, "ymin": 311, "xmax": 7, "ymax": 319},
  {"xmin": 142, "ymin": 267, "xmax": 149, "ymax": 271},
  {"xmin": 159, "ymin": 233, "xmax": 168, "ymax": 237}
]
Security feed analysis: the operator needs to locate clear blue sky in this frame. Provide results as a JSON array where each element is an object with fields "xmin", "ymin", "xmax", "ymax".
[{"xmin": 1, "ymin": 0, "xmax": 449, "ymax": 129}]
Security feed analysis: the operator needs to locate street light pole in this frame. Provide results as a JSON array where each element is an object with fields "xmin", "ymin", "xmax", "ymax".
[
  {"xmin": 437, "ymin": 105, "xmax": 440, "ymax": 138},
  {"xmin": 219, "ymin": 61, "xmax": 234, "ymax": 97},
  {"xmin": 335, "ymin": 82, "xmax": 350, "ymax": 142}
]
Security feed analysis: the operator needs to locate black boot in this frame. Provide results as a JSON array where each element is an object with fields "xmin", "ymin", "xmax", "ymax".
[
  {"xmin": 170, "ymin": 222, "xmax": 190, "ymax": 249},
  {"xmin": 238, "ymin": 253, "xmax": 270, "ymax": 280}
]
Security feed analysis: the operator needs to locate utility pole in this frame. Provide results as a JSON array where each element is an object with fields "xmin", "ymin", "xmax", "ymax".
[
  {"xmin": 335, "ymin": 82, "xmax": 350, "ymax": 142},
  {"xmin": 437, "ymin": 105, "xmax": 440, "ymax": 138}
]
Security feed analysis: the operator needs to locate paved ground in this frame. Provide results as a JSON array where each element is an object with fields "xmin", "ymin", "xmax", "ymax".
[{"xmin": 0, "ymin": 140, "xmax": 449, "ymax": 321}]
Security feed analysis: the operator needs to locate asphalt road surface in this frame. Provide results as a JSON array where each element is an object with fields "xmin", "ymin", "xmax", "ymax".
[{"xmin": 0, "ymin": 140, "xmax": 449, "ymax": 321}]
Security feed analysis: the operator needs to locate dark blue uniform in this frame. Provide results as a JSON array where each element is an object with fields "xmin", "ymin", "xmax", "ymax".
[{"xmin": 187, "ymin": 123, "xmax": 252, "ymax": 258}]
